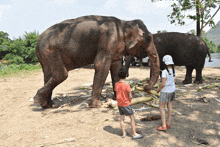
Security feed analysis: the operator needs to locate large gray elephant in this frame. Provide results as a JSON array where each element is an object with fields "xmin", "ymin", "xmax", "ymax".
[
  {"xmin": 125, "ymin": 32, "xmax": 212, "ymax": 84},
  {"xmin": 33, "ymin": 15, "xmax": 160, "ymax": 108}
]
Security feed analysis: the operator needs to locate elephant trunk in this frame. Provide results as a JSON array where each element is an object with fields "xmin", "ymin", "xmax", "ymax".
[
  {"xmin": 144, "ymin": 36, "xmax": 160, "ymax": 92},
  {"xmin": 124, "ymin": 55, "xmax": 133, "ymax": 77}
]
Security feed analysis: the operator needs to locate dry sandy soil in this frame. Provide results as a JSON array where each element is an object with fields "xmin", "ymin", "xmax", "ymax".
[{"xmin": 1, "ymin": 66, "xmax": 220, "ymax": 147}]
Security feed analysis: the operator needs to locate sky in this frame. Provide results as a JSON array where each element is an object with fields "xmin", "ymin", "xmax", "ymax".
[{"xmin": 1, "ymin": 0, "xmax": 220, "ymax": 40}]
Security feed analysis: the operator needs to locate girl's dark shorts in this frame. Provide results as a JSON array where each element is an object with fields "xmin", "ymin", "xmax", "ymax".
[
  {"xmin": 118, "ymin": 105, "xmax": 134, "ymax": 116},
  {"xmin": 159, "ymin": 91, "xmax": 176, "ymax": 103}
]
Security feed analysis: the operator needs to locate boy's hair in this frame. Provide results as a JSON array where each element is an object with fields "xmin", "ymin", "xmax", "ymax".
[{"xmin": 118, "ymin": 67, "xmax": 127, "ymax": 79}]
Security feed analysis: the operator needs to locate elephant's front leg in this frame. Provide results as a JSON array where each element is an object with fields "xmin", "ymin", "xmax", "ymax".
[
  {"xmin": 182, "ymin": 65, "xmax": 194, "ymax": 84},
  {"xmin": 89, "ymin": 55, "xmax": 112, "ymax": 108},
  {"xmin": 110, "ymin": 60, "xmax": 122, "ymax": 100}
]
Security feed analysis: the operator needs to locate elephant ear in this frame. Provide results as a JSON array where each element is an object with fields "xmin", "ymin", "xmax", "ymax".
[{"xmin": 128, "ymin": 24, "xmax": 144, "ymax": 49}]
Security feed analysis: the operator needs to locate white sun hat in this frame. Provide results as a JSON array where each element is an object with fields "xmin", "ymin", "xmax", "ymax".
[{"xmin": 163, "ymin": 55, "xmax": 174, "ymax": 65}]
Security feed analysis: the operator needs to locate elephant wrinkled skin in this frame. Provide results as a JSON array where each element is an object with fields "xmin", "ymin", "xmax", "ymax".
[
  {"xmin": 125, "ymin": 32, "xmax": 212, "ymax": 84},
  {"xmin": 33, "ymin": 15, "xmax": 160, "ymax": 108}
]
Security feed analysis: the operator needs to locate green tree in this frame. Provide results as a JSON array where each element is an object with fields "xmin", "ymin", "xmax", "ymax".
[
  {"xmin": 202, "ymin": 36, "xmax": 218, "ymax": 53},
  {"xmin": 157, "ymin": 30, "xmax": 167, "ymax": 33},
  {"xmin": 152, "ymin": 0, "xmax": 220, "ymax": 37},
  {"xmin": 3, "ymin": 31, "xmax": 39, "ymax": 64},
  {"xmin": 0, "ymin": 31, "xmax": 11, "ymax": 60},
  {"xmin": 217, "ymin": 44, "xmax": 220, "ymax": 52},
  {"xmin": 187, "ymin": 29, "xmax": 196, "ymax": 35}
]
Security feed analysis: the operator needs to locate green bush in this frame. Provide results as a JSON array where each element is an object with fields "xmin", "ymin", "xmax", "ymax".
[
  {"xmin": 0, "ymin": 63, "xmax": 42, "ymax": 78},
  {"xmin": 202, "ymin": 37, "xmax": 218, "ymax": 53},
  {"xmin": 4, "ymin": 53, "xmax": 25, "ymax": 64},
  {"xmin": 1, "ymin": 31, "xmax": 39, "ymax": 64}
]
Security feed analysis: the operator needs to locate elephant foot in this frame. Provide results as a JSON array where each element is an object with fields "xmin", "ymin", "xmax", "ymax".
[
  {"xmin": 34, "ymin": 94, "xmax": 48, "ymax": 108},
  {"xmin": 182, "ymin": 79, "xmax": 192, "ymax": 84},
  {"xmin": 89, "ymin": 99, "xmax": 103, "ymax": 108},
  {"xmin": 34, "ymin": 95, "xmax": 59, "ymax": 109},
  {"xmin": 144, "ymin": 85, "xmax": 151, "ymax": 93},
  {"xmin": 193, "ymin": 80, "xmax": 203, "ymax": 84}
]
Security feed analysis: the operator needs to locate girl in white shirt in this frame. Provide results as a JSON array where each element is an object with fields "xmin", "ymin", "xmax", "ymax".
[{"xmin": 156, "ymin": 55, "xmax": 176, "ymax": 131}]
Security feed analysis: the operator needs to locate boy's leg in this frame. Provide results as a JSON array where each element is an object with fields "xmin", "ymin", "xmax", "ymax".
[
  {"xmin": 120, "ymin": 115, "xmax": 126, "ymax": 136},
  {"xmin": 159, "ymin": 102, "xmax": 166, "ymax": 127},
  {"xmin": 167, "ymin": 101, "xmax": 173, "ymax": 126},
  {"xmin": 129, "ymin": 115, "xmax": 137, "ymax": 137}
]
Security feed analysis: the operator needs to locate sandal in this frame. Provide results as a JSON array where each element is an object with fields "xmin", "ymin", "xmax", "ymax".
[
  {"xmin": 161, "ymin": 123, "xmax": 171, "ymax": 128},
  {"xmin": 156, "ymin": 126, "xmax": 167, "ymax": 131}
]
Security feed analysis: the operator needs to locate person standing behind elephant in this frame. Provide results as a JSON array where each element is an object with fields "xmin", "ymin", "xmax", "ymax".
[
  {"xmin": 156, "ymin": 55, "xmax": 176, "ymax": 131},
  {"xmin": 114, "ymin": 67, "xmax": 143, "ymax": 139}
]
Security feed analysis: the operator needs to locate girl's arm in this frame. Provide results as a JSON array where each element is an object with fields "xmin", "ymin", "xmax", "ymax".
[{"xmin": 157, "ymin": 78, "xmax": 166, "ymax": 93}]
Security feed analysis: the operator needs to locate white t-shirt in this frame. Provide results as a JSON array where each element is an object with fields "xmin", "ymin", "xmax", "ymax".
[{"xmin": 161, "ymin": 68, "xmax": 176, "ymax": 93}]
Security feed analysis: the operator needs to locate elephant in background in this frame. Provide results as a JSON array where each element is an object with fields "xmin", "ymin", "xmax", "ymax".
[
  {"xmin": 125, "ymin": 32, "xmax": 212, "ymax": 84},
  {"xmin": 34, "ymin": 15, "xmax": 160, "ymax": 108}
]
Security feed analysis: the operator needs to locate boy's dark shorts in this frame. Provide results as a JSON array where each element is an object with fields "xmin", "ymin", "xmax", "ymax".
[{"xmin": 118, "ymin": 105, "xmax": 134, "ymax": 116}]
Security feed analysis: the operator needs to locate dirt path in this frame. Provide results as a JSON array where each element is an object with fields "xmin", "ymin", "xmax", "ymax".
[{"xmin": 0, "ymin": 66, "xmax": 220, "ymax": 147}]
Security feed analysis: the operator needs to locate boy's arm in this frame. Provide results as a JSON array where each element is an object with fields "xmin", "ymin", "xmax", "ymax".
[
  {"xmin": 128, "ymin": 91, "xmax": 132, "ymax": 102},
  {"xmin": 157, "ymin": 78, "xmax": 166, "ymax": 93}
]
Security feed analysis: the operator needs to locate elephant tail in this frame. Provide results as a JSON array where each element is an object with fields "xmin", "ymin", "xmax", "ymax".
[
  {"xmin": 207, "ymin": 50, "xmax": 212, "ymax": 62},
  {"xmin": 203, "ymin": 40, "xmax": 212, "ymax": 62}
]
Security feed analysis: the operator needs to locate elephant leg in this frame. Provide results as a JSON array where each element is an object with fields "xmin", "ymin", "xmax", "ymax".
[
  {"xmin": 43, "ymin": 68, "xmax": 55, "ymax": 107},
  {"xmin": 34, "ymin": 54, "xmax": 68, "ymax": 108},
  {"xmin": 110, "ymin": 60, "xmax": 122, "ymax": 100},
  {"xmin": 182, "ymin": 65, "xmax": 194, "ymax": 84},
  {"xmin": 194, "ymin": 65, "xmax": 204, "ymax": 84},
  {"xmin": 89, "ymin": 54, "xmax": 112, "ymax": 108}
]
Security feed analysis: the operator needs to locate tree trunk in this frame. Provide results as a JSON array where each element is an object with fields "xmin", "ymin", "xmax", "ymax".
[{"xmin": 196, "ymin": 0, "xmax": 202, "ymax": 37}]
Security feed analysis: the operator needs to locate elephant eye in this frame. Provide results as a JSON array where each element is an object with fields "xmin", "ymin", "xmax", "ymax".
[{"xmin": 146, "ymin": 35, "xmax": 151, "ymax": 43}]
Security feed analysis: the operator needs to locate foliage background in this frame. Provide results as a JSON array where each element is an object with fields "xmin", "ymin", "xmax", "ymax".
[
  {"xmin": 0, "ymin": 29, "xmax": 220, "ymax": 66},
  {"xmin": 0, "ymin": 31, "xmax": 39, "ymax": 64}
]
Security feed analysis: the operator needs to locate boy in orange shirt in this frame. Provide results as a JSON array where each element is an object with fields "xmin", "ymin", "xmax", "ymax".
[{"xmin": 114, "ymin": 67, "xmax": 143, "ymax": 139}]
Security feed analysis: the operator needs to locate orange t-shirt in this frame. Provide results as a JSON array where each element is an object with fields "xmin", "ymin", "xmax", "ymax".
[{"xmin": 114, "ymin": 81, "xmax": 131, "ymax": 107}]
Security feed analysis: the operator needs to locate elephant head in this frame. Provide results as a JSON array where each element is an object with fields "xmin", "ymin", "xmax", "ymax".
[{"xmin": 126, "ymin": 20, "xmax": 160, "ymax": 92}]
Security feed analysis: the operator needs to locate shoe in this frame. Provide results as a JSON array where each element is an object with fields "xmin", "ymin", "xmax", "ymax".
[
  {"xmin": 132, "ymin": 134, "xmax": 144, "ymax": 139},
  {"xmin": 121, "ymin": 132, "xmax": 128, "ymax": 138},
  {"xmin": 156, "ymin": 126, "xmax": 167, "ymax": 131}
]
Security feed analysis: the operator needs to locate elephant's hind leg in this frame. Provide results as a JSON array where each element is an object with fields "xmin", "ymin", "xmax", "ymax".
[
  {"xmin": 194, "ymin": 65, "xmax": 204, "ymax": 84},
  {"xmin": 34, "ymin": 53, "xmax": 68, "ymax": 108}
]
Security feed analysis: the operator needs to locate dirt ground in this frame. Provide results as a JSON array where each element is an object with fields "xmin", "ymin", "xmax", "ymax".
[{"xmin": 1, "ymin": 66, "xmax": 220, "ymax": 147}]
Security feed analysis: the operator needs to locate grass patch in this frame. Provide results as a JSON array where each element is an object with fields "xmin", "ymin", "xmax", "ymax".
[{"xmin": 0, "ymin": 63, "xmax": 42, "ymax": 79}]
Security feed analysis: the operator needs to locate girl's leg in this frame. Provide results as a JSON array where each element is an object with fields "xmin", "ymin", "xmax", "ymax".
[
  {"xmin": 167, "ymin": 101, "xmax": 173, "ymax": 126},
  {"xmin": 159, "ymin": 102, "xmax": 166, "ymax": 127},
  {"xmin": 129, "ymin": 115, "xmax": 137, "ymax": 137},
  {"xmin": 120, "ymin": 115, "xmax": 126, "ymax": 136}
]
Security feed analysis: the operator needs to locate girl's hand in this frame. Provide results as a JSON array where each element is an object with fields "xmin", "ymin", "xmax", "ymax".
[{"xmin": 157, "ymin": 88, "xmax": 160, "ymax": 93}]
